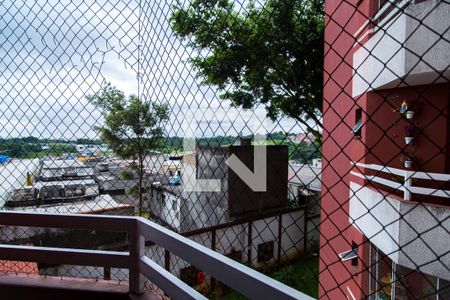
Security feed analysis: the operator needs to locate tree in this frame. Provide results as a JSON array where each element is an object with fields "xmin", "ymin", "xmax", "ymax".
[
  {"xmin": 87, "ymin": 83, "xmax": 170, "ymax": 215},
  {"xmin": 170, "ymin": 0, "xmax": 324, "ymax": 136}
]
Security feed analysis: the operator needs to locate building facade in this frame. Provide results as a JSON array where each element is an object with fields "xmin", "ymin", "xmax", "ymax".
[
  {"xmin": 321, "ymin": 0, "xmax": 450, "ymax": 299},
  {"xmin": 149, "ymin": 145, "xmax": 289, "ymax": 232}
]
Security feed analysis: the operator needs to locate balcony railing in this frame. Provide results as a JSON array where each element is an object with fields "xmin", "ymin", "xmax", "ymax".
[
  {"xmin": 0, "ymin": 211, "xmax": 313, "ymax": 300},
  {"xmin": 351, "ymin": 162, "xmax": 450, "ymax": 201},
  {"xmin": 372, "ymin": 0, "xmax": 408, "ymax": 30},
  {"xmin": 352, "ymin": 0, "xmax": 450, "ymax": 96}
]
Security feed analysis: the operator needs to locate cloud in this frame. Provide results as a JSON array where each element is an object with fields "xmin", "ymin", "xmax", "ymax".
[
  {"xmin": 0, "ymin": 0, "xmax": 140, "ymax": 139},
  {"xmin": 0, "ymin": 0, "xmax": 309, "ymax": 141}
]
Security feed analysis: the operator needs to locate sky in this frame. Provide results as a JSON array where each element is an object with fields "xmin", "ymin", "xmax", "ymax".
[{"xmin": 0, "ymin": 0, "xmax": 311, "ymax": 141}]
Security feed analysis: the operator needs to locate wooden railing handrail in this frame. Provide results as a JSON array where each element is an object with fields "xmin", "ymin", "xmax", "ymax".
[
  {"xmin": 0, "ymin": 211, "xmax": 314, "ymax": 300},
  {"xmin": 0, "ymin": 210, "xmax": 135, "ymax": 232}
]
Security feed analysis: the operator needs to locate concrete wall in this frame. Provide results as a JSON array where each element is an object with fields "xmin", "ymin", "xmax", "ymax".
[
  {"xmin": 42, "ymin": 209, "xmax": 318, "ymax": 283},
  {"xmin": 196, "ymin": 147, "xmax": 228, "ymax": 184},
  {"xmin": 179, "ymin": 191, "xmax": 228, "ymax": 232},
  {"xmin": 148, "ymin": 188, "xmax": 181, "ymax": 230},
  {"xmin": 227, "ymin": 146, "xmax": 288, "ymax": 217},
  {"xmin": 352, "ymin": 0, "xmax": 450, "ymax": 96},
  {"xmin": 195, "ymin": 145, "xmax": 289, "ymax": 218},
  {"xmin": 144, "ymin": 153, "xmax": 167, "ymax": 174},
  {"xmin": 149, "ymin": 187, "xmax": 229, "ymax": 232},
  {"xmin": 362, "ymin": 83, "xmax": 449, "ymax": 174},
  {"xmin": 349, "ymin": 181, "xmax": 450, "ymax": 281}
]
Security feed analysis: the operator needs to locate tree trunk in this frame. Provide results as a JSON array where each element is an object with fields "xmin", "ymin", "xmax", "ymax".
[{"xmin": 138, "ymin": 154, "xmax": 144, "ymax": 216}]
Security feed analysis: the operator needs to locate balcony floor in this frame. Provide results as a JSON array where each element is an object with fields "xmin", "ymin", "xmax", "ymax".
[{"xmin": 0, "ymin": 274, "xmax": 161, "ymax": 300}]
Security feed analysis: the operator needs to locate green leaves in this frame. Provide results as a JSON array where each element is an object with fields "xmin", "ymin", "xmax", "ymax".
[
  {"xmin": 88, "ymin": 83, "xmax": 170, "ymax": 215},
  {"xmin": 87, "ymin": 83, "xmax": 170, "ymax": 160},
  {"xmin": 170, "ymin": 0, "xmax": 324, "ymax": 133}
]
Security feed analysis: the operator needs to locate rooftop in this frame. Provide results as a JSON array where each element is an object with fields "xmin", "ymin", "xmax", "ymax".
[
  {"xmin": 288, "ymin": 164, "xmax": 322, "ymax": 192},
  {"xmin": 33, "ymin": 179, "xmax": 97, "ymax": 188},
  {"xmin": 11, "ymin": 194, "xmax": 132, "ymax": 215}
]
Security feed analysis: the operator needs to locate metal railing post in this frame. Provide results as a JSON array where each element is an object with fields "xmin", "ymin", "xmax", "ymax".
[
  {"xmin": 164, "ymin": 249, "xmax": 170, "ymax": 271},
  {"xmin": 247, "ymin": 221, "xmax": 253, "ymax": 264},
  {"xmin": 104, "ymin": 267, "xmax": 111, "ymax": 280},
  {"xmin": 130, "ymin": 220, "xmax": 145, "ymax": 294},
  {"xmin": 403, "ymin": 171, "xmax": 411, "ymax": 201},
  {"xmin": 211, "ymin": 229, "xmax": 216, "ymax": 292},
  {"xmin": 277, "ymin": 214, "xmax": 282, "ymax": 265}
]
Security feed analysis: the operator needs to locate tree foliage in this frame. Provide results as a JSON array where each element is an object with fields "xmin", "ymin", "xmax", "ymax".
[
  {"xmin": 0, "ymin": 138, "xmax": 76, "ymax": 158},
  {"xmin": 87, "ymin": 83, "xmax": 170, "ymax": 159},
  {"xmin": 170, "ymin": 0, "xmax": 324, "ymax": 134},
  {"xmin": 87, "ymin": 83, "xmax": 170, "ymax": 214}
]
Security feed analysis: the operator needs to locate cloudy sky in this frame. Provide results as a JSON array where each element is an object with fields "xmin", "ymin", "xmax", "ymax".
[{"xmin": 0, "ymin": 0, "xmax": 308, "ymax": 141}]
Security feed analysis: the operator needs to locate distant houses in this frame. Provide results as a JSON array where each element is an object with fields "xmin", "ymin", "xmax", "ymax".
[
  {"xmin": 287, "ymin": 132, "xmax": 317, "ymax": 144},
  {"xmin": 74, "ymin": 143, "xmax": 109, "ymax": 155}
]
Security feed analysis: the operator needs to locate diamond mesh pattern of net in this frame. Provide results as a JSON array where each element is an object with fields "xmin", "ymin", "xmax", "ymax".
[
  {"xmin": 320, "ymin": 0, "xmax": 450, "ymax": 298},
  {"xmin": 139, "ymin": 4, "xmax": 323, "ymax": 297},
  {"xmin": 0, "ymin": 0, "xmax": 449, "ymax": 299}
]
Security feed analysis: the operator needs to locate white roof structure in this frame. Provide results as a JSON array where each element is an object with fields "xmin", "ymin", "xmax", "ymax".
[
  {"xmin": 33, "ymin": 179, "xmax": 97, "ymax": 189},
  {"xmin": 15, "ymin": 194, "xmax": 132, "ymax": 214},
  {"xmin": 288, "ymin": 164, "xmax": 322, "ymax": 192},
  {"xmin": 41, "ymin": 159, "xmax": 85, "ymax": 169},
  {"xmin": 0, "ymin": 159, "xmax": 39, "ymax": 207}
]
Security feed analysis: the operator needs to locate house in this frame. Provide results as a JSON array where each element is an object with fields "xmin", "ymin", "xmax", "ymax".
[
  {"xmin": 14, "ymin": 194, "xmax": 133, "ymax": 215},
  {"xmin": 38, "ymin": 159, "xmax": 94, "ymax": 181},
  {"xmin": 148, "ymin": 144, "xmax": 289, "ymax": 232},
  {"xmin": 288, "ymin": 164, "xmax": 321, "ymax": 216},
  {"xmin": 0, "ymin": 159, "xmax": 40, "ymax": 208},
  {"xmin": 75, "ymin": 144, "xmax": 109, "ymax": 155},
  {"xmin": 288, "ymin": 132, "xmax": 316, "ymax": 144},
  {"xmin": 6, "ymin": 178, "xmax": 99, "ymax": 207},
  {"xmin": 320, "ymin": 0, "xmax": 450, "ymax": 299},
  {"xmin": 5, "ymin": 158, "xmax": 99, "ymax": 208}
]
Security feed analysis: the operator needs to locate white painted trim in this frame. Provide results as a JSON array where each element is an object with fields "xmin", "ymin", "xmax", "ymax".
[
  {"xmin": 338, "ymin": 249, "xmax": 358, "ymax": 261},
  {"xmin": 409, "ymin": 186, "xmax": 450, "ymax": 198},
  {"xmin": 372, "ymin": 0, "xmax": 411, "ymax": 28},
  {"xmin": 355, "ymin": 161, "xmax": 450, "ymax": 181},
  {"xmin": 352, "ymin": 162, "xmax": 406, "ymax": 177},
  {"xmin": 354, "ymin": 19, "xmax": 370, "ymax": 39},
  {"xmin": 0, "ymin": 210, "xmax": 135, "ymax": 232},
  {"xmin": 391, "ymin": 261, "xmax": 397, "ymax": 299},
  {"xmin": 350, "ymin": 171, "xmax": 403, "ymax": 190},
  {"xmin": 354, "ymin": 28, "xmax": 375, "ymax": 48},
  {"xmin": 351, "ymin": 162, "xmax": 450, "ymax": 200},
  {"xmin": 346, "ymin": 285, "xmax": 357, "ymax": 300},
  {"xmin": 407, "ymin": 171, "xmax": 450, "ymax": 182},
  {"xmin": 437, "ymin": 278, "xmax": 440, "ymax": 300},
  {"xmin": 352, "ymin": 0, "xmax": 409, "ymax": 48}
]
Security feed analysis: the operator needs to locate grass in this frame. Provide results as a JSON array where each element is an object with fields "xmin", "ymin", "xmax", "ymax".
[{"xmin": 215, "ymin": 256, "xmax": 319, "ymax": 300}]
